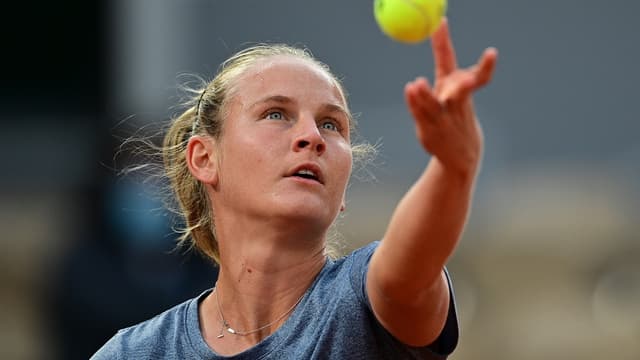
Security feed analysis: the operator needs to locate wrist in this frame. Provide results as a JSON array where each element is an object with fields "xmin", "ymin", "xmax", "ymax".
[{"xmin": 431, "ymin": 155, "xmax": 481, "ymax": 185}]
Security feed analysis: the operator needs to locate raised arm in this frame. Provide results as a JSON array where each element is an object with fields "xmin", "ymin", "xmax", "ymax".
[{"xmin": 366, "ymin": 18, "xmax": 498, "ymax": 346}]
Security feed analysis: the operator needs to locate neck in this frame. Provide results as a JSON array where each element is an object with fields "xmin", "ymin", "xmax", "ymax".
[
  {"xmin": 215, "ymin": 206, "xmax": 330, "ymax": 277},
  {"xmin": 215, "ymin": 237, "xmax": 326, "ymax": 302},
  {"xmin": 199, "ymin": 212, "xmax": 328, "ymax": 354}
]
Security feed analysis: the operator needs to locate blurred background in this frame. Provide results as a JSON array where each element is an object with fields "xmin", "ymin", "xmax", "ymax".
[{"xmin": 2, "ymin": 0, "xmax": 639, "ymax": 359}]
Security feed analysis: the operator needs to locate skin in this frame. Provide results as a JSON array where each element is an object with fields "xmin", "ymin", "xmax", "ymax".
[
  {"xmin": 187, "ymin": 55, "xmax": 354, "ymax": 355},
  {"xmin": 187, "ymin": 18, "xmax": 497, "ymax": 355},
  {"xmin": 368, "ymin": 18, "xmax": 497, "ymax": 346}
]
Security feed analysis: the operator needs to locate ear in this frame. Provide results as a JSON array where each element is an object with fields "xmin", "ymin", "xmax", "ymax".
[{"xmin": 186, "ymin": 135, "xmax": 218, "ymax": 186}]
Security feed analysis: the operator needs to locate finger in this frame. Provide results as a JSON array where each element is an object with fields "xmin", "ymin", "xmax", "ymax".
[
  {"xmin": 438, "ymin": 48, "xmax": 498, "ymax": 102},
  {"xmin": 431, "ymin": 18, "xmax": 458, "ymax": 80},
  {"xmin": 413, "ymin": 78, "xmax": 442, "ymax": 116},
  {"xmin": 405, "ymin": 77, "xmax": 442, "ymax": 123},
  {"xmin": 472, "ymin": 47, "xmax": 498, "ymax": 89},
  {"xmin": 437, "ymin": 71, "xmax": 475, "ymax": 103}
]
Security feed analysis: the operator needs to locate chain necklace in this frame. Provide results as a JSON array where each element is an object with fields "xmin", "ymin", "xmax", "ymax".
[{"xmin": 213, "ymin": 286, "xmax": 306, "ymax": 338}]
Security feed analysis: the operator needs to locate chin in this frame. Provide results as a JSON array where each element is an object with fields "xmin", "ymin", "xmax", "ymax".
[{"xmin": 275, "ymin": 200, "xmax": 337, "ymax": 226}]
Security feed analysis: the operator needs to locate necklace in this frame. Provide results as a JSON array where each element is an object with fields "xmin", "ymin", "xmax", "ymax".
[{"xmin": 212, "ymin": 286, "xmax": 306, "ymax": 338}]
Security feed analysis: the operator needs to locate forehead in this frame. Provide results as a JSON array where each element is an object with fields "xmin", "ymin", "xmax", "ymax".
[{"xmin": 230, "ymin": 55, "xmax": 346, "ymax": 107}]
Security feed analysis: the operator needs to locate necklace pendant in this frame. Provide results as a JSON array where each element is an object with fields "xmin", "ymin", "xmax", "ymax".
[
  {"xmin": 216, "ymin": 333, "xmax": 224, "ymax": 339},
  {"xmin": 227, "ymin": 327, "xmax": 237, "ymax": 335}
]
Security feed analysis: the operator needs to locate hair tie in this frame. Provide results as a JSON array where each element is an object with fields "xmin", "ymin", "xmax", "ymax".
[{"xmin": 192, "ymin": 88, "xmax": 207, "ymax": 134}]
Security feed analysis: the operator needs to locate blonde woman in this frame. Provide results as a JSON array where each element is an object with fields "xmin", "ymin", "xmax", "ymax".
[{"xmin": 92, "ymin": 19, "xmax": 497, "ymax": 359}]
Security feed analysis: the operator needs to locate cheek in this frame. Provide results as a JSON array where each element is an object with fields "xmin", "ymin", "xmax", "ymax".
[
  {"xmin": 221, "ymin": 131, "xmax": 281, "ymax": 180},
  {"xmin": 335, "ymin": 143, "xmax": 354, "ymax": 186}
]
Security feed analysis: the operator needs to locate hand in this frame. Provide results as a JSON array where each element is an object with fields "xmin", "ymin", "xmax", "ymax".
[{"xmin": 404, "ymin": 18, "xmax": 497, "ymax": 178}]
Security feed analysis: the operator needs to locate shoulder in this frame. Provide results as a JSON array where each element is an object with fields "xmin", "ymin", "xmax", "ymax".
[
  {"xmin": 90, "ymin": 291, "xmax": 209, "ymax": 360},
  {"xmin": 295, "ymin": 241, "xmax": 380, "ymax": 317},
  {"xmin": 345, "ymin": 241, "xmax": 460, "ymax": 358},
  {"xmin": 288, "ymin": 242, "xmax": 457, "ymax": 359},
  {"xmin": 346, "ymin": 241, "xmax": 380, "ymax": 303},
  {"xmin": 350, "ymin": 240, "xmax": 380, "ymax": 258}
]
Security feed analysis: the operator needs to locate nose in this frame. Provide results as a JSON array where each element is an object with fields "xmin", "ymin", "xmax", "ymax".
[{"xmin": 292, "ymin": 117, "xmax": 326, "ymax": 155}]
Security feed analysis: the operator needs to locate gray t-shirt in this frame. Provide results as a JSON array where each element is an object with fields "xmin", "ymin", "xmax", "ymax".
[{"xmin": 91, "ymin": 241, "xmax": 458, "ymax": 359}]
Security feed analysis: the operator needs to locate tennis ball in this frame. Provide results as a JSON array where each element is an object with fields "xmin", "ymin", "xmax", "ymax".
[{"xmin": 374, "ymin": 0, "xmax": 447, "ymax": 44}]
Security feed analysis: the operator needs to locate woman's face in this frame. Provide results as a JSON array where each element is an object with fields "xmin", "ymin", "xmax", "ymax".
[{"xmin": 212, "ymin": 56, "xmax": 353, "ymax": 232}]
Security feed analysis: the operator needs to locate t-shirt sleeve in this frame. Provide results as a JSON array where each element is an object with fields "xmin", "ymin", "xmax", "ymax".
[
  {"xmin": 349, "ymin": 241, "xmax": 459, "ymax": 357},
  {"xmin": 90, "ymin": 331, "xmax": 123, "ymax": 360}
]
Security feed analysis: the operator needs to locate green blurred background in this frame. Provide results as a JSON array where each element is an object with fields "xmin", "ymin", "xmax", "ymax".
[{"xmin": 1, "ymin": 1, "xmax": 639, "ymax": 359}]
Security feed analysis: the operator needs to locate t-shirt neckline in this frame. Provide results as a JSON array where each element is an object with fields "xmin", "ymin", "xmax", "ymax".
[{"xmin": 185, "ymin": 259, "xmax": 332, "ymax": 359}]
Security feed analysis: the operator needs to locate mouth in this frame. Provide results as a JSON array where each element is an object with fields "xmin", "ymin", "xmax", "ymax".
[{"xmin": 288, "ymin": 164, "xmax": 324, "ymax": 184}]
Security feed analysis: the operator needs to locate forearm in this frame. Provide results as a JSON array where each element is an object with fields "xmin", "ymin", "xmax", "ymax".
[
  {"xmin": 372, "ymin": 156, "xmax": 478, "ymax": 303},
  {"xmin": 366, "ymin": 20, "xmax": 496, "ymax": 345}
]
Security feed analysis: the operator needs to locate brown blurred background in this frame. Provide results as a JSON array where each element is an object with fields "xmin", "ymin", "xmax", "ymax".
[{"xmin": 1, "ymin": 1, "xmax": 639, "ymax": 359}]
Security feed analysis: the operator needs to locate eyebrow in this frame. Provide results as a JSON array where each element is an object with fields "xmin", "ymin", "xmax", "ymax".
[
  {"xmin": 248, "ymin": 95, "xmax": 350, "ymax": 120},
  {"xmin": 247, "ymin": 95, "xmax": 295, "ymax": 110}
]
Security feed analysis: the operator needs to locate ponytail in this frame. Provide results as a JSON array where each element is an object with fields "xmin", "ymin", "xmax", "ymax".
[{"xmin": 163, "ymin": 106, "xmax": 219, "ymax": 262}]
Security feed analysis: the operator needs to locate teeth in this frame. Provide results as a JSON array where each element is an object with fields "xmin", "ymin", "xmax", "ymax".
[{"xmin": 296, "ymin": 169, "xmax": 317, "ymax": 179}]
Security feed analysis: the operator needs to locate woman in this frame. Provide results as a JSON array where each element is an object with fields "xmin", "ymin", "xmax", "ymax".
[{"xmin": 93, "ymin": 19, "xmax": 497, "ymax": 359}]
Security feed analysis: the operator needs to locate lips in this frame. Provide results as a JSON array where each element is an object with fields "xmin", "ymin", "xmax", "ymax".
[{"xmin": 287, "ymin": 163, "xmax": 324, "ymax": 184}]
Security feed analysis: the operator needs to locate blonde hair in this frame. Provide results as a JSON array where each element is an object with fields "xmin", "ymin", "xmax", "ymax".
[{"xmin": 162, "ymin": 44, "xmax": 375, "ymax": 264}]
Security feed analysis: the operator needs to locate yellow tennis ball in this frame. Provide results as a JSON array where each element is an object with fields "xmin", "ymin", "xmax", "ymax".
[{"xmin": 374, "ymin": 0, "xmax": 447, "ymax": 44}]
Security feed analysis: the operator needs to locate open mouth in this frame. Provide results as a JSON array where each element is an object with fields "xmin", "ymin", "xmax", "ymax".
[
  {"xmin": 289, "ymin": 165, "xmax": 323, "ymax": 184},
  {"xmin": 293, "ymin": 169, "xmax": 319, "ymax": 181}
]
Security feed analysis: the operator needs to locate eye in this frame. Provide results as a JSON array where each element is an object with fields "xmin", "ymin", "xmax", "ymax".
[
  {"xmin": 265, "ymin": 110, "xmax": 285, "ymax": 120},
  {"xmin": 320, "ymin": 120, "xmax": 339, "ymax": 132}
]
